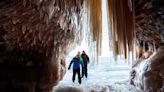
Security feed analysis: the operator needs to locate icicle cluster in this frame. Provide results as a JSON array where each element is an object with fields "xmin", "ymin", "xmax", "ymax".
[
  {"xmin": 86, "ymin": 0, "xmax": 102, "ymax": 63},
  {"xmin": 107, "ymin": 0, "xmax": 134, "ymax": 62}
]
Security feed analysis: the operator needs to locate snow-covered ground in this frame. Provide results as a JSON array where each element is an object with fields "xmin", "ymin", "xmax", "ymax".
[{"xmin": 53, "ymin": 57, "xmax": 142, "ymax": 92}]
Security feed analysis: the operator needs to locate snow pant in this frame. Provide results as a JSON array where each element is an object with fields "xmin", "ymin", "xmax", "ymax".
[
  {"xmin": 72, "ymin": 68, "xmax": 81, "ymax": 84},
  {"xmin": 82, "ymin": 67, "xmax": 88, "ymax": 78}
]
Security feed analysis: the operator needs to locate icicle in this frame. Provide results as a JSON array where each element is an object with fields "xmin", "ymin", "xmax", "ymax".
[
  {"xmin": 107, "ymin": 0, "xmax": 134, "ymax": 64},
  {"xmin": 46, "ymin": 51, "xmax": 48, "ymax": 57},
  {"xmin": 87, "ymin": 0, "xmax": 102, "ymax": 63},
  {"xmin": 128, "ymin": 0, "xmax": 133, "ymax": 11},
  {"xmin": 153, "ymin": 40, "xmax": 156, "ymax": 52},
  {"xmin": 17, "ymin": 37, "xmax": 20, "ymax": 43},
  {"xmin": 30, "ymin": 42, "xmax": 34, "ymax": 47},
  {"xmin": 45, "ymin": 14, "xmax": 49, "ymax": 25},
  {"xmin": 66, "ymin": 10, "xmax": 69, "ymax": 17},
  {"xmin": 143, "ymin": 41, "xmax": 145, "ymax": 53},
  {"xmin": 34, "ymin": 38, "xmax": 36, "ymax": 45},
  {"xmin": 47, "ymin": 1, "xmax": 55, "ymax": 19},
  {"xmin": 12, "ymin": 27, "xmax": 15, "ymax": 32},
  {"xmin": 21, "ymin": 47, "xmax": 24, "ymax": 51},
  {"xmin": 39, "ymin": 0, "xmax": 43, "ymax": 4},
  {"xmin": 27, "ymin": 39, "xmax": 30, "ymax": 44},
  {"xmin": 114, "ymin": 41, "xmax": 119, "ymax": 61},
  {"xmin": 19, "ymin": 43, "xmax": 22, "ymax": 47},
  {"xmin": 23, "ymin": 0, "xmax": 27, "ymax": 7},
  {"xmin": 22, "ymin": 25, "xmax": 26, "ymax": 34},
  {"xmin": 12, "ymin": 19, "xmax": 17, "ymax": 24},
  {"xmin": 29, "ymin": 28, "xmax": 32, "ymax": 33},
  {"xmin": 39, "ymin": 10, "xmax": 44, "ymax": 20}
]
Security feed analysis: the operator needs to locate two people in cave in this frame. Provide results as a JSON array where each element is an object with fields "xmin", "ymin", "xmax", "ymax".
[{"xmin": 68, "ymin": 51, "xmax": 90, "ymax": 84}]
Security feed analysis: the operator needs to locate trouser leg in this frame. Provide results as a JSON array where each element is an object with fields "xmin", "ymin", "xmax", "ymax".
[
  {"xmin": 85, "ymin": 68, "xmax": 88, "ymax": 78},
  {"xmin": 82, "ymin": 67, "xmax": 84, "ymax": 77},
  {"xmin": 72, "ymin": 69, "xmax": 76, "ymax": 83},
  {"xmin": 77, "ymin": 68, "xmax": 81, "ymax": 84}
]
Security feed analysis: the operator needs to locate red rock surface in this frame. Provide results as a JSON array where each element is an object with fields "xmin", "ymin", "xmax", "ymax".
[
  {"xmin": 130, "ymin": 46, "xmax": 164, "ymax": 92},
  {"xmin": 131, "ymin": 0, "xmax": 164, "ymax": 91},
  {"xmin": 135, "ymin": 0, "xmax": 164, "ymax": 46},
  {"xmin": 0, "ymin": 0, "xmax": 85, "ymax": 92}
]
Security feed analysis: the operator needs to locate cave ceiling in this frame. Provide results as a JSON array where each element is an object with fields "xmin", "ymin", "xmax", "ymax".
[
  {"xmin": 0, "ymin": 0, "xmax": 85, "ymax": 59},
  {"xmin": 0, "ymin": 0, "xmax": 164, "ymax": 57},
  {"xmin": 135, "ymin": 0, "xmax": 164, "ymax": 47}
]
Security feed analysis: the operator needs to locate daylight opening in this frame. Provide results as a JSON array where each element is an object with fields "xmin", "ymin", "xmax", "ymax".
[{"xmin": 54, "ymin": 0, "xmax": 135, "ymax": 91}]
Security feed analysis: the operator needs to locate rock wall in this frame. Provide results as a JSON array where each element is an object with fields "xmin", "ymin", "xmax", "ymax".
[
  {"xmin": 0, "ymin": 0, "xmax": 85, "ymax": 92},
  {"xmin": 131, "ymin": 0, "xmax": 164, "ymax": 91},
  {"xmin": 135, "ymin": 0, "xmax": 164, "ymax": 48},
  {"xmin": 130, "ymin": 46, "xmax": 164, "ymax": 92}
]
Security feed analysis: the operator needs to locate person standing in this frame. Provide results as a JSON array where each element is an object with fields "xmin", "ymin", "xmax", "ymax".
[
  {"xmin": 81, "ymin": 51, "xmax": 89, "ymax": 78},
  {"xmin": 68, "ymin": 52, "xmax": 83, "ymax": 84}
]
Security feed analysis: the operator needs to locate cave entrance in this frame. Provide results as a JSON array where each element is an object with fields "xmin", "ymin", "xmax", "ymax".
[{"xmin": 54, "ymin": 0, "xmax": 135, "ymax": 91}]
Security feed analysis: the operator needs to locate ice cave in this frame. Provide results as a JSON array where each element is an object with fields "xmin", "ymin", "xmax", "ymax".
[{"xmin": 0, "ymin": 0, "xmax": 164, "ymax": 92}]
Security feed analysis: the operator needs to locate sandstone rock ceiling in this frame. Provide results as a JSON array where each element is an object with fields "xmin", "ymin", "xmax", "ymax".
[
  {"xmin": 135, "ymin": 0, "xmax": 164, "ymax": 47},
  {"xmin": 0, "ymin": 0, "xmax": 84, "ymax": 56}
]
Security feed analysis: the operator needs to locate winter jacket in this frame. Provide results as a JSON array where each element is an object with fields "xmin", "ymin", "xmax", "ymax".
[
  {"xmin": 81, "ymin": 54, "xmax": 89, "ymax": 67},
  {"xmin": 68, "ymin": 57, "xmax": 84, "ymax": 69}
]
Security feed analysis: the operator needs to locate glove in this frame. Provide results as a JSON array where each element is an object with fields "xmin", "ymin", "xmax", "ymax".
[{"xmin": 68, "ymin": 67, "xmax": 70, "ymax": 70}]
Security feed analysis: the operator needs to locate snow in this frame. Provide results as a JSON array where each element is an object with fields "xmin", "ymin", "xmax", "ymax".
[{"xmin": 53, "ymin": 57, "xmax": 142, "ymax": 92}]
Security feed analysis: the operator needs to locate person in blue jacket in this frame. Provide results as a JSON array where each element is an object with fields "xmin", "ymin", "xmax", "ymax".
[{"xmin": 68, "ymin": 52, "xmax": 84, "ymax": 84}]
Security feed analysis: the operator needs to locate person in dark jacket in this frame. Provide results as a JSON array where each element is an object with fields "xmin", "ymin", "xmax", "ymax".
[
  {"xmin": 81, "ymin": 51, "xmax": 89, "ymax": 78},
  {"xmin": 68, "ymin": 52, "xmax": 83, "ymax": 84}
]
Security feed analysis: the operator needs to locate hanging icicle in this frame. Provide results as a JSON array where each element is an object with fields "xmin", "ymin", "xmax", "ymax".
[
  {"xmin": 87, "ymin": 0, "xmax": 102, "ymax": 63},
  {"xmin": 107, "ymin": 0, "xmax": 135, "ymax": 63},
  {"xmin": 153, "ymin": 40, "xmax": 156, "ymax": 52}
]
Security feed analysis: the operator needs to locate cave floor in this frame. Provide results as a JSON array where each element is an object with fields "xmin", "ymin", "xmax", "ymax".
[{"xmin": 53, "ymin": 57, "xmax": 142, "ymax": 92}]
